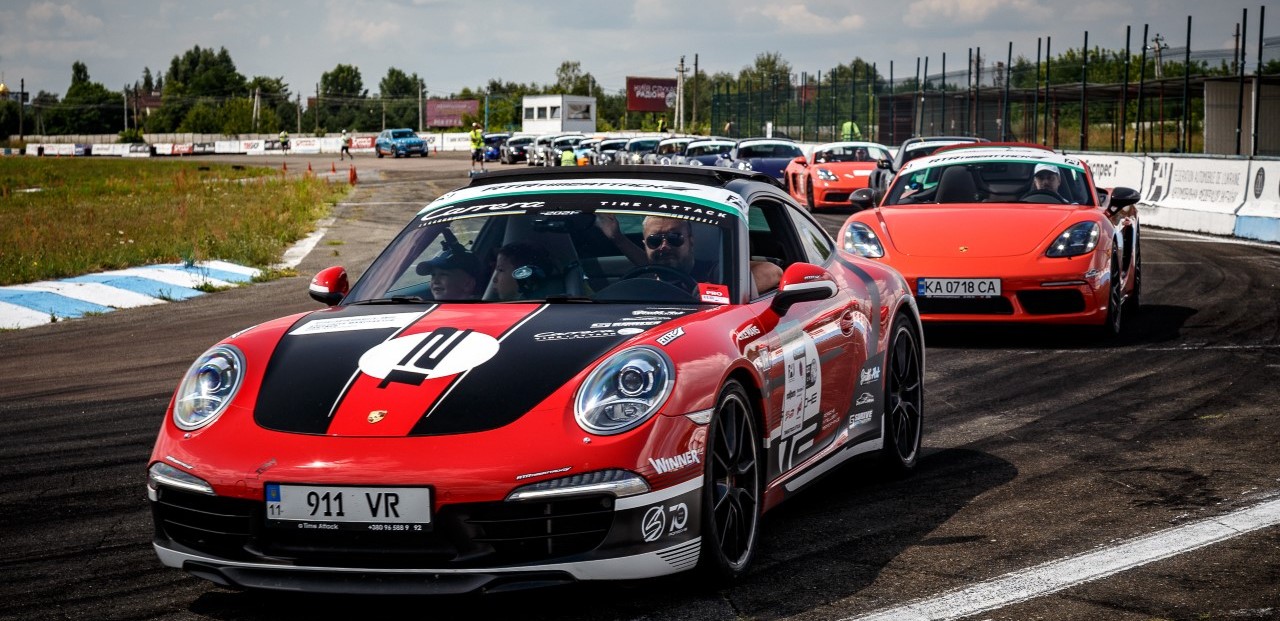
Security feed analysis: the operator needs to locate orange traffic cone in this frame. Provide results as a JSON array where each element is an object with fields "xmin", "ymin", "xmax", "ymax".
[
  {"xmin": 282, "ymin": 161, "xmax": 288, "ymax": 172},
  {"xmin": 348, "ymin": 165, "xmax": 358, "ymax": 185},
  {"xmin": 331, "ymin": 162, "xmax": 337, "ymax": 174},
  {"xmin": 307, "ymin": 162, "xmax": 313, "ymax": 173}
]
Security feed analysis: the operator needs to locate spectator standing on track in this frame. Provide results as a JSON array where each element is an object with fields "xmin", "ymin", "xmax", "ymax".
[
  {"xmin": 340, "ymin": 130, "xmax": 352, "ymax": 161},
  {"xmin": 469, "ymin": 123, "xmax": 485, "ymax": 173},
  {"xmin": 279, "ymin": 130, "xmax": 290, "ymax": 155}
]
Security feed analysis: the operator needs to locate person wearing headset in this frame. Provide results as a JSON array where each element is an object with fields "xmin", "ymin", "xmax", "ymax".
[{"xmin": 491, "ymin": 241, "xmax": 558, "ymax": 301}]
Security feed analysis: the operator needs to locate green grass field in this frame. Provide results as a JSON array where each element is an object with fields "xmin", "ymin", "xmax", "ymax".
[{"xmin": 0, "ymin": 159, "xmax": 349, "ymax": 286}]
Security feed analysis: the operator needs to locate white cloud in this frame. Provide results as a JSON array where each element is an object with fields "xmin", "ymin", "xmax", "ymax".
[
  {"xmin": 25, "ymin": 1, "xmax": 104, "ymax": 32},
  {"xmin": 756, "ymin": 4, "xmax": 865, "ymax": 34},
  {"xmin": 902, "ymin": 0, "xmax": 1036, "ymax": 27}
]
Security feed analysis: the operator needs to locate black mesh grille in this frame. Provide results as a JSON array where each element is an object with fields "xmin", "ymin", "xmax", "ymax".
[
  {"xmin": 823, "ymin": 192, "xmax": 850, "ymax": 203},
  {"xmin": 916, "ymin": 296, "xmax": 1014, "ymax": 315},
  {"xmin": 1017, "ymin": 290, "xmax": 1086, "ymax": 315},
  {"xmin": 153, "ymin": 488, "xmax": 615, "ymax": 568}
]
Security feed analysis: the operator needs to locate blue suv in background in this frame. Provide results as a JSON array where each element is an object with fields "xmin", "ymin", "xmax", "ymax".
[{"xmin": 375, "ymin": 128, "xmax": 428, "ymax": 158}]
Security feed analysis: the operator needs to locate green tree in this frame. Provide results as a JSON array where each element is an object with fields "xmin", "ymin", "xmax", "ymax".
[
  {"xmin": 378, "ymin": 67, "xmax": 423, "ymax": 129},
  {"xmin": 178, "ymin": 102, "xmax": 221, "ymax": 133},
  {"xmin": 50, "ymin": 61, "xmax": 122, "ymax": 134}
]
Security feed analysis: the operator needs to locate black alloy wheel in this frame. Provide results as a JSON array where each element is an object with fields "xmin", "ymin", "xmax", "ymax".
[
  {"xmin": 1125, "ymin": 241, "xmax": 1142, "ymax": 313},
  {"xmin": 699, "ymin": 380, "xmax": 761, "ymax": 580},
  {"xmin": 881, "ymin": 311, "xmax": 924, "ymax": 472}
]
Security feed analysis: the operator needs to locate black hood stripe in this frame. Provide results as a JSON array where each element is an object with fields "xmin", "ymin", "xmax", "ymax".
[
  {"xmin": 326, "ymin": 305, "xmax": 437, "ymax": 420},
  {"xmin": 419, "ymin": 304, "xmax": 550, "ymax": 423},
  {"xmin": 407, "ymin": 305, "xmax": 693, "ymax": 436},
  {"xmin": 254, "ymin": 305, "xmax": 435, "ymax": 434},
  {"xmin": 834, "ymin": 256, "xmax": 881, "ymax": 357}
]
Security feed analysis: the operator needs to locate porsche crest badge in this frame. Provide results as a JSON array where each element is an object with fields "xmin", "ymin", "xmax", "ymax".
[{"xmin": 367, "ymin": 410, "xmax": 387, "ymax": 424}]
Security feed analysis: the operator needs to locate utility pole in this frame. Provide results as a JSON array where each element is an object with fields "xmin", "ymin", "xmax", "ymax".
[
  {"xmin": 296, "ymin": 93, "xmax": 302, "ymax": 134},
  {"xmin": 418, "ymin": 78, "xmax": 424, "ymax": 132},
  {"xmin": 18, "ymin": 78, "xmax": 24, "ymax": 141},
  {"xmin": 676, "ymin": 56, "xmax": 688, "ymax": 132},
  {"xmin": 315, "ymin": 83, "xmax": 320, "ymax": 134},
  {"xmin": 123, "ymin": 85, "xmax": 129, "ymax": 132},
  {"xmin": 692, "ymin": 54, "xmax": 699, "ymax": 130}
]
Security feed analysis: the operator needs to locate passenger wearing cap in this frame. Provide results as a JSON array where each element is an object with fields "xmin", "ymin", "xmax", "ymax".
[{"xmin": 421, "ymin": 247, "xmax": 482, "ymax": 300}]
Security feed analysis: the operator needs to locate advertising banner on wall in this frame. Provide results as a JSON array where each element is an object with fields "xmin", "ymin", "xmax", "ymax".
[
  {"xmin": 627, "ymin": 77, "xmax": 677, "ymax": 112},
  {"xmin": 1141, "ymin": 156, "xmax": 1250, "ymax": 235},
  {"xmin": 427, "ymin": 99, "xmax": 479, "ymax": 127},
  {"xmin": 1235, "ymin": 161, "xmax": 1280, "ymax": 242}
]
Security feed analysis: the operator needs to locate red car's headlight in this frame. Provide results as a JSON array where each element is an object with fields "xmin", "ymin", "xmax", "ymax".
[
  {"xmin": 172, "ymin": 345, "xmax": 245, "ymax": 431},
  {"xmin": 574, "ymin": 347, "xmax": 673, "ymax": 435}
]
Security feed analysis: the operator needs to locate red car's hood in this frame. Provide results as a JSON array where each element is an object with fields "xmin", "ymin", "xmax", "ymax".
[
  {"xmin": 880, "ymin": 204, "xmax": 1074, "ymax": 258},
  {"xmin": 248, "ymin": 303, "xmax": 697, "ymax": 438}
]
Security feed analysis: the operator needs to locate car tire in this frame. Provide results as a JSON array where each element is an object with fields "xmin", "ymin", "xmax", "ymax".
[
  {"xmin": 698, "ymin": 379, "xmax": 761, "ymax": 582},
  {"xmin": 879, "ymin": 310, "xmax": 924, "ymax": 474},
  {"xmin": 1125, "ymin": 240, "xmax": 1142, "ymax": 314},
  {"xmin": 376, "ymin": 149, "xmax": 384, "ymax": 159},
  {"xmin": 1099, "ymin": 252, "xmax": 1125, "ymax": 338},
  {"xmin": 806, "ymin": 178, "xmax": 816, "ymax": 212}
]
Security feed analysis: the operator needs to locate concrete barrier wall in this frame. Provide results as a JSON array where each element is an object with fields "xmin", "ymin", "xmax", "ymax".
[{"xmin": 1071, "ymin": 151, "xmax": 1280, "ymax": 244}]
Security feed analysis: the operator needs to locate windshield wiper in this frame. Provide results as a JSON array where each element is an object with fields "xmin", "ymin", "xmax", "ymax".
[{"xmin": 349, "ymin": 295, "xmax": 431, "ymax": 305}]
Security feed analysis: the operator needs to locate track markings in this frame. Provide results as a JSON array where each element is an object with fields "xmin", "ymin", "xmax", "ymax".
[{"xmin": 846, "ymin": 495, "xmax": 1280, "ymax": 621}]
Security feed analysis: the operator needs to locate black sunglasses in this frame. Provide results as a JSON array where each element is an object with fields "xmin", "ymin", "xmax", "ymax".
[{"xmin": 644, "ymin": 232, "xmax": 685, "ymax": 249}]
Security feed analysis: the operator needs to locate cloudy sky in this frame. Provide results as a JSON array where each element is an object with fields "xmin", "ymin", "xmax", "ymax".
[{"xmin": 0, "ymin": 0, "xmax": 1267, "ymax": 98}]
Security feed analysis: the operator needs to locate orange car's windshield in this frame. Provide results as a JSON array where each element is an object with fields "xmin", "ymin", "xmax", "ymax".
[{"xmin": 884, "ymin": 162, "xmax": 1094, "ymax": 206}]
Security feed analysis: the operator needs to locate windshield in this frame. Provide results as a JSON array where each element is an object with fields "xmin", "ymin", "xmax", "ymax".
[
  {"xmin": 508, "ymin": 137, "xmax": 533, "ymax": 146},
  {"xmin": 737, "ymin": 142, "xmax": 803, "ymax": 159},
  {"xmin": 348, "ymin": 194, "xmax": 740, "ymax": 305},
  {"xmin": 686, "ymin": 142, "xmax": 732, "ymax": 157},
  {"xmin": 813, "ymin": 145, "xmax": 888, "ymax": 163},
  {"xmin": 391, "ymin": 130, "xmax": 416, "ymax": 139},
  {"xmin": 884, "ymin": 160, "xmax": 1094, "ymax": 206},
  {"xmin": 627, "ymin": 139, "xmax": 660, "ymax": 152},
  {"xmin": 600, "ymin": 140, "xmax": 627, "ymax": 151}
]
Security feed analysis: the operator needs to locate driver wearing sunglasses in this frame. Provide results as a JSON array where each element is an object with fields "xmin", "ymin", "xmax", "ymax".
[{"xmin": 597, "ymin": 214, "xmax": 782, "ymax": 295}]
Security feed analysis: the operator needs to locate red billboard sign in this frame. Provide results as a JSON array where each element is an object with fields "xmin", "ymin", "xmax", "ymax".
[
  {"xmin": 426, "ymin": 99, "xmax": 480, "ymax": 128},
  {"xmin": 626, "ymin": 77, "xmax": 677, "ymax": 113}
]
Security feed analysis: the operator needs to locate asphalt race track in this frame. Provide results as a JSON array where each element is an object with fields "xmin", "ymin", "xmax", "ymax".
[{"xmin": 1, "ymin": 154, "xmax": 1277, "ymax": 621}]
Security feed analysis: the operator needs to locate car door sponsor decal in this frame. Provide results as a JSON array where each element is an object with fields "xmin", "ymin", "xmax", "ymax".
[
  {"xmin": 254, "ymin": 306, "xmax": 436, "ymax": 434},
  {"xmin": 407, "ymin": 304, "xmax": 688, "ymax": 436}
]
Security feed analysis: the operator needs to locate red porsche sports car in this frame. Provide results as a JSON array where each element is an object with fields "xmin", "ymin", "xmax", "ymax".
[
  {"xmin": 784, "ymin": 141, "xmax": 891, "ymax": 211},
  {"xmin": 846, "ymin": 145, "xmax": 1141, "ymax": 336},
  {"xmin": 148, "ymin": 166, "xmax": 924, "ymax": 594}
]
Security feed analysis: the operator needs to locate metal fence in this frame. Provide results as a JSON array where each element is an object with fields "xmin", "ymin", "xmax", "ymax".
[{"xmin": 711, "ymin": 9, "xmax": 1280, "ymax": 156}]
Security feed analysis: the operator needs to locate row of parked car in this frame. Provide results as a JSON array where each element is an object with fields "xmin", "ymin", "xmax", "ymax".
[{"xmin": 478, "ymin": 131, "xmax": 997, "ymax": 214}]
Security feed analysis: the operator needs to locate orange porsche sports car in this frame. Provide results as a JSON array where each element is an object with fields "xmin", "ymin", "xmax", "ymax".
[
  {"xmin": 844, "ymin": 145, "xmax": 1142, "ymax": 336},
  {"xmin": 784, "ymin": 141, "xmax": 891, "ymax": 211}
]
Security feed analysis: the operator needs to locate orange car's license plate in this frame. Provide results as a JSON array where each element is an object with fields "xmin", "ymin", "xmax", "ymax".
[{"xmin": 917, "ymin": 278, "xmax": 1001, "ymax": 298}]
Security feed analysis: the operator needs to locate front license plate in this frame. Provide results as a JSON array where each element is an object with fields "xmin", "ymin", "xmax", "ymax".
[
  {"xmin": 917, "ymin": 278, "xmax": 1001, "ymax": 298},
  {"xmin": 265, "ymin": 484, "xmax": 432, "ymax": 531}
]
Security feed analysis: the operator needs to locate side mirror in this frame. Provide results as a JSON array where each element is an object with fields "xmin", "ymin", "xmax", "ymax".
[
  {"xmin": 309, "ymin": 265, "xmax": 349, "ymax": 306},
  {"xmin": 850, "ymin": 188, "xmax": 877, "ymax": 211},
  {"xmin": 792, "ymin": 155, "xmax": 808, "ymax": 166},
  {"xmin": 1108, "ymin": 186, "xmax": 1140, "ymax": 209},
  {"xmin": 771, "ymin": 263, "xmax": 838, "ymax": 315},
  {"xmin": 877, "ymin": 159, "xmax": 891, "ymax": 169}
]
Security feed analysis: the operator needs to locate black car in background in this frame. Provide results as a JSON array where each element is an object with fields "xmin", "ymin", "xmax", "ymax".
[
  {"xmin": 672, "ymin": 137, "xmax": 733, "ymax": 166},
  {"xmin": 499, "ymin": 135, "xmax": 535, "ymax": 164}
]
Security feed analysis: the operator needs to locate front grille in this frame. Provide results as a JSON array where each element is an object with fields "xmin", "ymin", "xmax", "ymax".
[
  {"xmin": 1017, "ymin": 290, "xmax": 1087, "ymax": 315},
  {"xmin": 823, "ymin": 191, "xmax": 850, "ymax": 203},
  {"xmin": 916, "ymin": 296, "xmax": 1014, "ymax": 315},
  {"xmin": 153, "ymin": 488, "xmax": 615, "ymax": 568}
]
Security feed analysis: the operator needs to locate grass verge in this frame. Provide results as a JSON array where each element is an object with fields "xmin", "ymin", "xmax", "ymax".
[{"xmin": 0, "ymin": 158, "xmax": 348, "ymax": 286}]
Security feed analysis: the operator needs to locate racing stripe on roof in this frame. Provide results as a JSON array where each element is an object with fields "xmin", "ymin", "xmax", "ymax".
[{"xmin": 419, "ymin": 180, "xmax": 748, "ymax": 219}]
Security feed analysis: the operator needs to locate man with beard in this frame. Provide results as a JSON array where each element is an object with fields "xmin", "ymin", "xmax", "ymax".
[{"xmin": 597, "ymin": 214, "xmax": 781, "ymax": 295}]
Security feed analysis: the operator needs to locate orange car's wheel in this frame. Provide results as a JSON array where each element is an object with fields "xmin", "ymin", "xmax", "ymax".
[
  {"xmin": 806, "ymin": 178, "xmax": 816, "ymax": 212},
  {"xmin": 1099, "ymin": 252, "xmax": 1125, "ymax": 338}
]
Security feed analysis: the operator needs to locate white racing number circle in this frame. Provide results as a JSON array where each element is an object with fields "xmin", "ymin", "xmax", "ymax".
[{"xmin": 358, "ymin": 328, "xmax": 499, "ymax": 386}]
